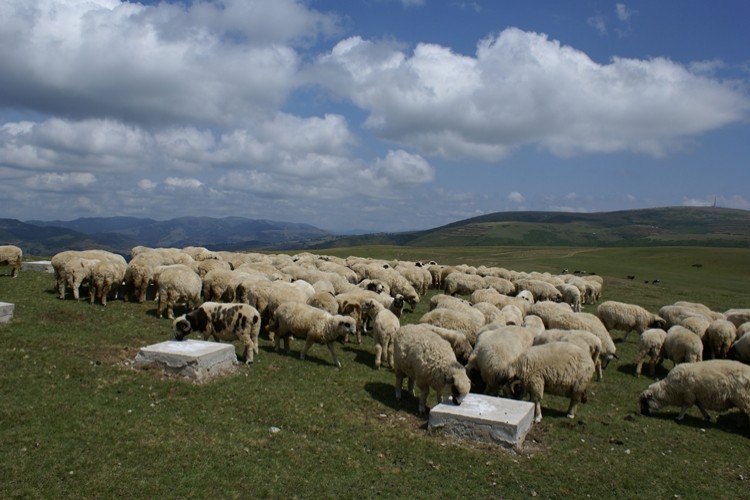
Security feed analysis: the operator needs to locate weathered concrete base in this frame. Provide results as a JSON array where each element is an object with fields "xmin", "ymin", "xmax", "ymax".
[
  {"xmin": 22, "ymin": 260, "xmax": 54, "ymax": 273},
  {"xmin": 428, "ymin": 394, "xmax": 535, "ymax": 447},
  {"xmin": 134, "ymin": 339, "xmax": 237, "ymax": 383},
  {"xmin": 0, "ymin": 302, "xmax": 14, "ymax": 323}
]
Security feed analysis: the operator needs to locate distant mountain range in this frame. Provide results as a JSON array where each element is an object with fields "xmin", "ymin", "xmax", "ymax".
[{"xmin": 1, "ymin": 206, "xmax": 748, "ymax": 257}]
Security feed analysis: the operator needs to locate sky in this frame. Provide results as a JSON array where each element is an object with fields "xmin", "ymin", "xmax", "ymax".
[{"xmin": 1, "ymin": 0, "xmax": 748, "ymax": 233}]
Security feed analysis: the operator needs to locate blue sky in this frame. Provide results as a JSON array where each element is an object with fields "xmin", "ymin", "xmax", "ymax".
[{"xmin": 1, "ymin": 1, "xmax": 748, "ymax": 233}]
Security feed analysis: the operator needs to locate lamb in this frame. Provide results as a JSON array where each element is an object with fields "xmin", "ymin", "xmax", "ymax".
[
  {"xmin": 0, "ymin": 245, "xmax": 22, "ymax": 277},
  {"xmin": 361, "ymin": 298, "xmax": 401, "ymax": 369},
  {"xmin": 173, "ymin": 302, "xmax": 261, "ymax": 364},
  {"xmin": 393, "ymin": 326, "xmax": 471, "ymax": 414},
  {"xmin": 419, "ymin": 307, "xmax": 486, "ymax": 346},
  {"xmin": 507, "ymin": 342, "xmax": 595, "ymax": 423},
  {"xmin": 706, "ymin": 319, "xmax": 738, "ymax": 359},
  {"xmin": 661, "ymin": 325, "xmax": 703, "ymax": 366},
  {"xmin": 635, "ymin": 328, "xmax": 668, "ymax": 378},
  {"xmin": 597, "ymin": 300, "xmax": 667, "ymax": 342},
  {"xmin": 271, "ymin": 302, "xmax": 356, "ymax": 368},
  {"xmin": 155, "ymin": 265, "xmax": 203, "ymax": 320},
  {"xmin": 639, "ymin": 359, "xmax": 750, "ymax": 425},
  {"xmin": 533, "ymin": 329, "xmax": 604, "ymax": 381},
  {"xmin": 465, "ymin": 326, "xmax": 536, "ymax": 396}
]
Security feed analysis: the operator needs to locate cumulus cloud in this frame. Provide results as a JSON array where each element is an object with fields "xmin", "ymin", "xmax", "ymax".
[
  {"xmin": 374, "ymin": 150, "xmax": 434, "ymax": 184},
  {"xmin": 587, "ymin": 15, "xmax": 607, "ymax": 35},
  {"xmin": 615, "ymin": 3, "xmax": 634, "ymax": 22},
  {"xmin": 24, "ymin": 172, "xmax": 96, "ymax": 191},
  {"xmin": 313, "ymin": 27, "xmax": 750, "ymax": 161},
  {"xmin": 508, "ymin": 192, "xmax": 525, "ymax": 203}
]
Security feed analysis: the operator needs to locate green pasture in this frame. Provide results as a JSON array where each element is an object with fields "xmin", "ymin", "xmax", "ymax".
[{"xmin": 1, "ymin": 247, "xmax": 748, "ymax": 498}]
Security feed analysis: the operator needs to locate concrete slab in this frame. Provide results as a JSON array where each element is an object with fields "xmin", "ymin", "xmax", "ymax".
[
  {"xmin": 22, "ymin": 261, "xmax": 54, "ymax": 273},
  {"xmin": 134, "ymin": 339, "xmax": 237, "ymax": 383},
  {"xmin": 428, "ymin": 393, "xmax": 535, "ymax": 448},
  {"xmin": 0, "ymin": 302, "xmax": 14, "ymax": 323}
]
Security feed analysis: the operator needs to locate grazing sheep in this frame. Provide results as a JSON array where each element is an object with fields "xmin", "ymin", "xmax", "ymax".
[
  {"xmin": 558, "ymin": 283, "xmax": 582, "ymax": 312},
  {"xmin": 173, "ymin": 302, "xmax": 261, "ymax": 364},
  {"xmin": 533, "ymin": 329, "xmax": 604, "ymax": 381},
  {"xmin": 597, "ymin": 300, "xmax": 667, "ymax": 343},
  {"xmin": 635, "ymin": 328, "xmax": 668, "ymax": 378},
  {"xmin": 465, "ymin": 326, "xmax": 536, "ymax": 396},
  {"xmin": 307, "ymin": 290, "xmax": 340, "ymax": 315},
  {"xmin": 61, "ymin": 256, "xmax": 100, "ymax": 302},
  {"xmin": 639, "ymin": 359, "xmax": 750, "ymax": 425},
  {"xmin": 469, "ymin": 288, "xmax": 531, "ymax": 315},
  {"xmin": 736, "ymin": 322, "xmax": 750, "ymax": 340},
  {"xmin": 419, "ymin": 307, "xmax": 486, "ymax": 345},
  {"xmin": 410, "ymin": 324, "xmax": 473, "ymax": 365},
  {"xmin": 271, "ymin": 302, "xmax": 356, "ymax": 368},
  {"xmin": 123, "ymin": 252, "xmax": 163, "ymax": 303},
  {"xmin": 724, "ymin": 309, "xmax": 750, "ymax": 329},
  {"xmin": 471, "ymin": 301, "xmax": 504, "ymax": 325},
  {"xmin": 393, "ymin": 326, "xmax": 471, "ymax": 414},
  {"xmin": 514, "ymin": 278, "xmax": 563, "ymax": 302},
  {"xmin": 52, "ymin": 250, "xmax": 125, "ymax": 300},
  {"xmin": 361, "ymin": 298, "xmax": 401, "ymax": 369},
  {"xmin": 546, "ymin": 311, "xmax": 618, "ymax": 373},
  {"xmin": 661, "ymin": 326, "xmax": 703, "ymax": 366},
  {"xmin": 0, "ymin": 245, "xmax": 22, "ymax": 277},
  {"xmin": 429, "ymin": 293, "xmax": 472, "ymax": 311},
  {"xmin": 706, "ymin": 319, "xmax": 737, "ymax": 359},
  {"xmin": 155, "ymin": 265, "xmax": 203, "ymax": 320},
  {"xmin": 89, "ymin": 260, "xmax": 127, "ymax": 306},
  {"xmin": 508, "ymin": 342, "xmax": 595, "ymax": 423}
]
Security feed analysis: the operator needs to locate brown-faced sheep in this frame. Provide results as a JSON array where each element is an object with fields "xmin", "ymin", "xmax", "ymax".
[
  {"xmin": 393, "ymin": 326, "xmax": 471, "ymax": 415},
  {"xmin": 174, "ymin": 302, "xmax": 261, "ymax": 364},
  {"xmin": 271, "ymin": 302, "xmax": 356, "ymax": 368},
  {"xmin": 639, "ymin": 359, "xmax": 750, "ymax": 425}
]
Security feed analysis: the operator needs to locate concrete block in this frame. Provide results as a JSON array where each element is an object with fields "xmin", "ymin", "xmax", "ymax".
[
  {"xmin": 0, "ymin": 302, "xmax": 14, "ymax": 323},
  {"xmin": 134, "ymin": 339, "xmax": 237, "ymax": 383},
  {"xmin": 428, "ymin": 394, "xmax": 535, "ymax": 447},
  {"xmin": 22, "ymin": 261, "xmax": 54, "ymax": 273}
]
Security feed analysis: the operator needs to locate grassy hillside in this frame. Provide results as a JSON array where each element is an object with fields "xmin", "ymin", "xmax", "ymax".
[{"xmin": 1, "ymin": 246, "xmax": 748, "ymax": 497}]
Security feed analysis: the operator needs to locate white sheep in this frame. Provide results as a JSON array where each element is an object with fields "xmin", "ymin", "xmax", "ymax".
[
  {"xmin": 89, "ymin": 260, "xmax": 127, "ymax": 306},
  {"xmin": 307, "ymin": 290, "xmax": 340, "ymax": 315},
  {"xmin": 736, "ymin": 322, "xmax": 750, "ymax": 340},
  {"xmin": 155, "ymin": 265, "xmax": 203, "ymax": 320},
  {"xmin": 507, "ymin": 342, "xmax": 595, "ymax": 423},
  {"xmin": 639, "ymin": 359, "xmax": 750, "ymax": 425},
  {"xmin": 271, "ymin": 302, "xmax": 356, "ymax": 368},
  {"xmin": 533, "ymin": 329, "xmax": 604, "ymax": 381},
  {"xmin": 661, "ymin": 325, "xmax": 703, "ymax": 366},
  {"xmin": 393, "ymin": 326, "xmax": 471, "ymax": 414},
  {"xmin": 465, "ymin": 325, "xmax": 536, "ymax": 396},
  {"xmin": 545, "ymin": 311, "xmax": 618, "ymax": 373},
  {"xmin": 724, "ymin": 308, "xmax": 750, "ymax": 329},
  {"xmin": 443, "ymin": 272, "xmax": 486, "ymax": 296},
  {"xmin": 409, "ymin": 324, "xmax": 473, "ymax": 366},
  {"xmin": 597, "ymin": 300, "xmax": 667, "ymax": 342},
  {"xmin": 419, "ymin": 307, "xmax": 486, "ymax": 345},
  {"xmin": 706, "ymin": 319, "xmax": 737, "ymax": 359},
  {"xmin": 557, "ymin": 283, "xmax": 582, "ymax": 312},
  {"xmin": 173, "ymin": 302, "xmax": 261, "ymax": 364},
  {"xmin": 0, "ymin": 245, "xmax": 22, "ymax": 277},
  {"xmin": 514, "ymin": 278, "xmax": 562, "ymax": 302},
  {"xmin": 469, "ymin": 288, "xmax": 531, "ymax": 315},
  {"xmin": 361, "ymin": 298, "xmax": 401, "ymax": 369},
  {"xmin": 635, "ymin": 328, "xmax": 668, "ymax": 378}
]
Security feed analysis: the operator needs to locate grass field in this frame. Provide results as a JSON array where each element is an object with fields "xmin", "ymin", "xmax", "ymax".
[{"xmin": 1, "ymin": 246, "xmax": 749, "ymax": 498}]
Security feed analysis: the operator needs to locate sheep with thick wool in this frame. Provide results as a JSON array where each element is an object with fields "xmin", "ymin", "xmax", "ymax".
[
  {"xmin": 557, "ymin": 283, "xmax": 582, "ymax": 312},
  {"xmin": 174, "ymin": 302, "xmax": 261, "ymax": 364},
  {"xmin": 533, "ymin": 329, "xmax": 604, "ymax": 381},
  {"xmin": 307, "ymin": 290, "xmax": 340, "ymax": 316},
  {"xmin": 393, "ymin": 326, "xmax": 471, "ymax": 414},
  {"xmin": 639, "ymin": 359, "xmax": 750, "ymax": 425},
  {"xmin": 155, "ymin": 264, "xmax": 203, "ymax": 320},
  {"xmin": 409, "ymin": 324, "xmax": 473, "ymax": 365},
  {"xmin": 52, "ymin": 250, "xmax": 125, "ymax": 300},
  {"xmin": 0, "ymin": 245, "xmax": 22, "ymax": 277},
  {"xmin": 89, "ymin": 259, "xmax": 127, "ymax": 306},
  {"xmin": 514, "ymin": 278, "xmax": 562, "ymax": 302},
  {"xmin": 724, "ymin": 309, "xmax": 750, "ymax": 329},
  {"xmin": 661, "ymin": 325, "xmax": 703, "ymax": 366},
  {"xmin": 508, "ymin": 342, "xmax": 595, "ymax": 423},
  {"xmin": 271, "ymin": 302, "xmax": 356, "ymax": 368},
  {"xmin": 419, "ymin": 307, "xmax": 486, "ymax": 346},
  {"xmin": 706, "ymin": 319, "xmax": 738, "ymax": 359},
  {"xmin": 635, "ymin": 328, "xmax": 668, "ymax": 378},
  {"xmin": 545, "ymin": 311, "xmax": 618, "ymax": 375},
  {"xmin": 728, "ymin": 334, "xmax": 750, "ymax": 364},
  {"xmin": 469, "ymin": 288, "xmax": 532, "ymax": 315},
  {"xmin": 361, "ymin": 298, "xmax": 401, "ymax": 369},
  {"xmin": 597, "ymin": 300, "xmax": 667, "ymax": 342},
  {"xmin": 465, "ymin": 325, "xmax": 536, "ymax": 396}
]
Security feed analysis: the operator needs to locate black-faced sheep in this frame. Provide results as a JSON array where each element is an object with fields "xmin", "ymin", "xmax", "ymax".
[
  {"xmin": 393, "ymin": 326, "xmax": 471, "ymax": 415},
  {"xmin": 174, "ymin": 302, "xmax": 261, "ymax": 364},
  {"xmin": 597, "ymin": 300, "xmax": 667, "ymax": 342},
  {"xmin": 271, "ymin": 302, "xmax": 356, "ymax": 368},
  {"xmin": 507, "ymin": 342, "xmax": 595, "ymax": 423},
  {"xmin": 635, "ymin": 328, "xmax": 667, "ymax": 378},
  {"xmin": 0, "ymin": 245, "xmax": 22, "ymax": 277},
  {"xmin": 639, "ymin": 359, "xmax": 750, "ymax": 425}
]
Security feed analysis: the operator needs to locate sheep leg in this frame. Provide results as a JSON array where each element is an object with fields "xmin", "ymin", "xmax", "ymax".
[
  {"xmin": 696, "ymin": 403, "xmax": 711, "ymax": 422},
  {"xmin": 533, "ymin": 401, "xmax": 543, "ymax": 423},
  {"xmin": 300, "ymin": 339, "xmax": 314, "ymax": 361},
  {"xmin": 395, "ymin": 372, "xmax": 404, "ymax": 401},
  {"xmin": 374, "ymin": 344, "xmax": 383, "ymax": 369},
  {"xmin": 675, "ymin": 405, "xmax": 691, "ymax": 421},
  {"xmin": 621, "ymin": 330, "xmax": 631, "ymax": 343},
  {"xmin": 595, "ymin": 360, "xmax": 603, "ymax": 381},
  {"xmin": 326, "ymin": 342, "xmax": 341, "ymax": 368},
  {"xmin": 407, "ymin": 377, "xmax": 415, "ymax": 397},
  {"xmin": 417, "ymin": 384, "xmax": 430, "ymax": 414},
  {"xmin": 566, "ymin": 393, "xmax": 582, "ymax": 419}
]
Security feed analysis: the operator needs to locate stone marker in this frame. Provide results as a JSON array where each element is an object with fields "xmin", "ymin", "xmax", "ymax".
[
  {"xmin": 134, "ymin": 339, "xmax": 237, "ymax": 383},
  {"xmin": 0, "ymin": 302, "xmax": 14, "ymax": 323},
  {"xmin": 428, "ymin": 393, "xmax": 535, "ymax": 447},
  {"xmin": 22, "ymin": 261, "xmax": 54, "ymax": 273}
]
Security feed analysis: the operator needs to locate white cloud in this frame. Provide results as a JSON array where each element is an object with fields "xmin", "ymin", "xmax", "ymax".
[
  {"xmin": 508, "ymin": 191, "xmax": 525, "ymax": 203},
  {"xmin": 24, "ymin": 172, "xmax": 96, "ymax": 191},
  {"xmin": 587, "ymin": 15, "xmax": 607, "ymax": 35},
  {"xmin": 374, "ymin": 150, "xmax": 434, "ymax": 184},
  {"xmin": 313, "ymin": 27, "xmax": 750, "ymax": 161},
  {"xmin": 164, "ymin": 177, "xmax": 203, "ymax": 189},
  {"xmin": 615, "ymin": 3, "xmax": 634, "ymax": 22},
  {"xmin": 138, "ymin": 179, "xmax": 157, "ymax": 191}
]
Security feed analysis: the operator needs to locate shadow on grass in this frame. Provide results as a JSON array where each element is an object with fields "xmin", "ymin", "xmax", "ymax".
[
  {"xmin": 364, "ymin": 381, "xmax": 427, "ymax": 419},
  {"xmin": 615, "ymin": 362, "xmax": 671, "ymax": 380},
  {"xmin": 641, "ymin": 409, "xmax": 750, "ymax": 435}
]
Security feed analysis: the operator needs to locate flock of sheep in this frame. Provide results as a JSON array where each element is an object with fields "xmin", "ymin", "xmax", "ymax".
[{"xmin": 3, "ymin": 242, "xmax": 750, "ymax": 428}]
